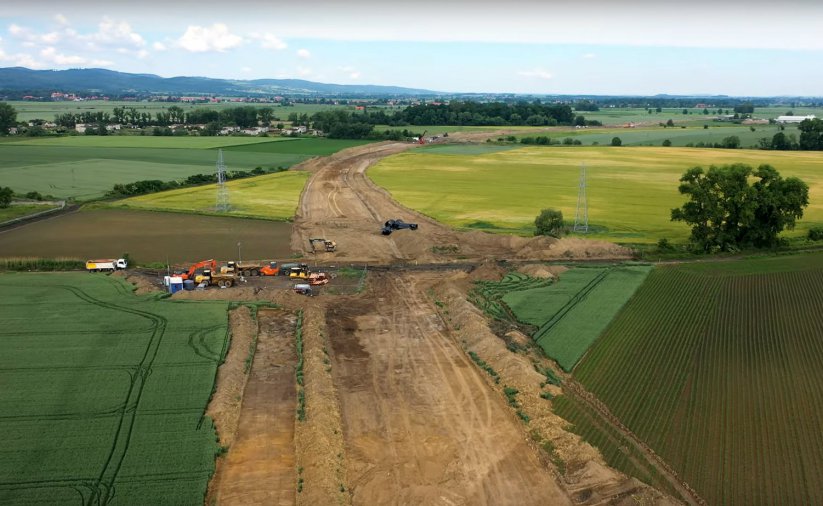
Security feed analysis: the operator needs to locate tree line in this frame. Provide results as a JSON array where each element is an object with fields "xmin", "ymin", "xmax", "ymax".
[{"xmin": 105, "ymin": 166, "xmax": 282, "ymax": 198}]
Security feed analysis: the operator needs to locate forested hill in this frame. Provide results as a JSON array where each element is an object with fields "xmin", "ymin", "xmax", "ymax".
[{"xmin": 0, "ymin": 67, "xmax": 437, "ymax": 97}]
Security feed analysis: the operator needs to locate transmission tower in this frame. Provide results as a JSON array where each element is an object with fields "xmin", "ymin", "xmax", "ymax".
[
  {"xmin": 216, "ymin": 149, "xmax": 230, "ymax": 212},
  {"xmin": 573, "ymin": 163, "xmax": 589, "ymax": 233}
]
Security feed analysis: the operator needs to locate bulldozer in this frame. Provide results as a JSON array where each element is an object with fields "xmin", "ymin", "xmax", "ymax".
[{"xmin": 309, "ymin": 238, "xmax": 337, "ymax": 253}]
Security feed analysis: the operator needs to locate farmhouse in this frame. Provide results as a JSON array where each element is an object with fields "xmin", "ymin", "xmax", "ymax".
[{"xmin": 775, "ymin": 115, "xmax": 816, "ymax": 124}]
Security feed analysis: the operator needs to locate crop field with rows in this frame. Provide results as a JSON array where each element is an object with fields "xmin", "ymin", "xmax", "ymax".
[
  {"xmin": 470, "ymin": 266, "xmax": 649, "ymax": 371},
  {"xmin": 573, "ymin": 253, "xmax": 823, "ymax": 505},
  {"xmin": 0, "ymin": 273, "xmax": 229, "ymax": 505}
]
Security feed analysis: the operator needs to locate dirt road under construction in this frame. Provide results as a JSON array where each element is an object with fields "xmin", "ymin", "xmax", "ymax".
[{"xmin": 203, "ymin": 142, "xmax": 687, "ymax": 505}]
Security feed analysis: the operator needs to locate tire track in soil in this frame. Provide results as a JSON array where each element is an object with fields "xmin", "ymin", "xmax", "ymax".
[
  {"xmin": 0, "ymin": 282, "xmax": 171, "ymax": 506},
  {"xmin": 211, "ymin": 309, "xmax": 297, "ymax": 506},
  {"xmin": 327, "ymin": 272, "xmax": 571, "ymax": 506}
]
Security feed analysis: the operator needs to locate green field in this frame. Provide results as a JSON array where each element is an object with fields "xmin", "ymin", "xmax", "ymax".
[
  {"xmin": 369, "ymin": 146, "xmax": 823, "ymax": 243},
  {"xmin": 0, "ymin": 137, "xmax": 360, "ymax": 200},
  {"xmin": 483, "ymin": 266, "xmax": 650, "ymax": 371},
  {"xmin": 6, "ymin": 100, "xmax": 360, "ymax": 122},
  {"xmin": 574, "ymin": 106, "xmax": 821, "ymax": 127},
  {"xmin": 110, "ymin": 171, "xmax": 309, "ymax": 220},
  {"xmin": 570, "ymin": 254, "xmax": 823, "ymax": 505},
  {"xmin": 512, "ymin": 123, "xmax": 802, "ymax": 148},
  {"xmin": 0, "ymin": 204, "xmax": 59, "ymax": 223},
  {"xmin": 0, "ymin": 272, "xmax": 229, "ymax": 505}
]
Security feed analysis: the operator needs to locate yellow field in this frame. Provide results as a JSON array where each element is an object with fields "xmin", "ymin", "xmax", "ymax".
[
  {"xmin": 369, "ymin": 146, "xmax": 823, "ymax": 243},
  {"xmin": 108, "ymin": 171, "xmax": 309, "ymax": 221}
]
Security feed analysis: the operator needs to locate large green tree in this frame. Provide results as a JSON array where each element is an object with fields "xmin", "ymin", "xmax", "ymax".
[
  {"xmin": 671, "ymin": 164, "xmax": 808, "ymax": 252},
  {"xmin": 799, "ymin": 118, "xmax": 823, "ymax": 150},
  {"xmin": 534, "ymin": 208, "xmax": 565, "ymax": 237},
  {"xmin": 0, "ymin": 102, "xmax": 17, "ymax": 134}
]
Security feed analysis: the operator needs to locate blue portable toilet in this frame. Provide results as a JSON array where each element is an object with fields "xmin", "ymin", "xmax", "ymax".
[{"xmin": 166, "ymin": 276, "xmax": 184, "ymax": 294}]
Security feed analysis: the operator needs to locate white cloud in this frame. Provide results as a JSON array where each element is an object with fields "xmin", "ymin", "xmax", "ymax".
[
  {"xmin": 90, "ymin": 59, "xmax": 113, "ymax": 67},
  {"xmin": 178, "ymin": 24, "xmax": 243, "ymax": 52},
  {"xmin": 339, "ymin": 65, "xmax": 360, "ymax": 80},
  {"xmin": 582, "ymin": 53, "xmax": 596, "ymax": 59},
  {"xmin": 240, "ymin": 66, "xmax": 252, "ymax": 73},
  {"xmin": 136, "ymin": 49, "xmax": 149, "ymax": 59},
  {"xmin": 253, "ymin": 32, "xmax": 287, "ymax": 50},
  {"xmin": 40, "ymin": 46, "xmax": 86, "ymax": 65},
  {"xmin": 518, "ymin": 68, "xmax": 553, "ymax": 80},
  {"xmin": 90, "ymin": 17, "xmax": 145, "ymax": 48},
  {"xmin": 0, "ymin": 47, "xmax": 43, "ymax": 69},
  {"xmin": 297, "ymin": 65, "xmax": 312, "ymax": 77},
  {"xmin": 54, "ymin": 14, "xmax": 69, "ymax": 26},
  {"xmin": 296, "ymin": 48, "xmax": 311, "ymax": 59},
  {"xmin": 9, "ymin": 24, "xmax": 60, "ymax": 45},
  {"xmin": 152, "ymin": 41, "xmax": 167, "ymax": 51}
]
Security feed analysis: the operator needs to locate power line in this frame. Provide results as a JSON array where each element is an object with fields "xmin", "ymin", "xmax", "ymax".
[
  {"xmin": 573, "ymin": 162, "xmax": 588, "ymax": 233},
  {"xmin": 216, "ymin": 149, "xmax": 230, "ymax": 212}
]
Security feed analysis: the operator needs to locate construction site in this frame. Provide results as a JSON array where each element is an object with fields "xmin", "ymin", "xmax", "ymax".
[{"xmin": 96, "ymin": 141, "xmax": 674, "ymax": 506}]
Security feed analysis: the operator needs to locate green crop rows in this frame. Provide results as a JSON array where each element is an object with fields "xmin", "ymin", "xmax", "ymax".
[
  {"xmin": 476, "ymin": 266, "xmax": 650, "ymax": 371},
  {"xmin": 552, "ymin": 395, "xmax": 679, "ymax": 499},
  {"xmin": 470, "ymin": 272, "xmax": 553, "ymax": 322},
  {"xmin": 573, "ymin": 253, "xmax": 823, "ymax": 505},
  {"xmin": 0, "ymin": 273, "xmax": 229, "ymax": 505}
]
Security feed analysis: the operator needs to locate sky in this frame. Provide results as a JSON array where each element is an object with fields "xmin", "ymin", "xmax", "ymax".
[{"xmin": 1, "ymin": 1, "xmax": 822, "ymax": 96}]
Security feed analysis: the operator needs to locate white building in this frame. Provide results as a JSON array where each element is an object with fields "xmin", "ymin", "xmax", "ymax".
[{"xmin": 775, "ymin": 115, "xmax": 816, "ymax": 124}]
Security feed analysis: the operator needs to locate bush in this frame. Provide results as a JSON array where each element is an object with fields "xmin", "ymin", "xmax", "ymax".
[
  {"xmin": 809, "ymin": 227, "xmax": 823, "ymax": 241},
  {"xmin": 662, "ymin": 139, "xmax": 672, "ymax": 147},
  {"xmin": 0, "ymin": 186, "xmax": 12, "ymax": 208},
  {"xmin": 534, "ymin": 208, "xmax": 564, "ymax": 237},
  {"xmin": 611, "ymin": 137, "xmax": 622, "ymax": 146}
]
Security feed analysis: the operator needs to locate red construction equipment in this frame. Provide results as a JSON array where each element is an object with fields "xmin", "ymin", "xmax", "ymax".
[
  {"xmin": 177, "ymin": 259, "xmax": 217, "ymax": 281},
  {"xmin": 418, "ymin": 130, "xmax": 427, "ymax": 144}
]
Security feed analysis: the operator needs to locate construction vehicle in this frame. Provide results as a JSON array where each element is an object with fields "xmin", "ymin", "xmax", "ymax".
[
  {"xmin": 308, "ymin": 272, "xmax": 330, "ymax": 286},
  {"xmin": 86, "ymin": 258, "xmax": 128, "ymax": 272},
  {"xmin": 288, "ymin": 265, "xmax": 310, "ymax": 279},
  {"xmin": 200, "ymin": 269, "xmax": 236, "ymax": 288},
  {"xmin": 278, "ymin": 263, "xmax": 308, "ymax": 276},
  {"xmin": 221, "ymin": 261, "xmax": 279, "ymax": 277},
  {"xmin": 309, "ymin": 238, "xmax": 337, "ymax": 253},
  {"xmin": 293, "ymin": 283, "xmax": 313, "ymax": 296},
  {"xmin": 381, "ymin": 219, "xmax": 419, "ymax": 235},
  {"xmin": 177, "ymin": 259, "xmax": 217, "ymax": 281},
  {"xmin": 413, "ymin": 130, "xmax": 427, "ymax": 144}
]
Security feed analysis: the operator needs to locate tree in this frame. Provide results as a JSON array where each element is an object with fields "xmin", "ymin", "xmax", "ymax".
[
  {"xmin": 0, "ymin": 102, "xmax": 17, "ymax": 134},
  {"xmin": 611, "ymin": 136, "xmax": 622, "ymax": 146},
  {"xmin": 798, "ymin": 118, "xmax": 823, "ymax": 150},
  {"xmin": 0, "ymin": 186, "xmax": 12, "ymax": 208},
  {"xmin": 534, "ymin": 208, "xmax": 564, "ymax": 237},
  {"xmin": 671, "ymin": 164, "xmax": 808, "ymax": 252},
  {"xmin": 662, "ymin": 139, "xmax": 672, "ymax": 147},
  {"xmin": 719, "ymin": 135, "xmax": 740, "ymax": 149},
  {"xmin": 666, "ymin": 119, "xmax": 675, "ymax": 127}
]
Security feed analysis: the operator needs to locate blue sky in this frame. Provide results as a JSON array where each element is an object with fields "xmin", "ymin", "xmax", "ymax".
[{"xmin": 1, "ymin": 1, "xmax": 822, "ymax": 96}]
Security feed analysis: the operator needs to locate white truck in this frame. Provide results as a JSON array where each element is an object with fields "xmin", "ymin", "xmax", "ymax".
[{"xmin": 86, "ymin": 258, "xmax": 128, "ymax": 272}]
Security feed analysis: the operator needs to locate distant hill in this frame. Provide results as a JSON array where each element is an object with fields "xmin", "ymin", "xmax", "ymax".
[{"xmin": 0, "ymin": 67, "xmax": 437, "ymax": 97}]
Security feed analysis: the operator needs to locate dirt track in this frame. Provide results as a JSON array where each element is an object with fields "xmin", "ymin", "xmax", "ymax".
[
  {"xmin": 210, "ymin": 309, "xmax": 297, "ymax": 505},
  {"xmin": 204, "ymin": 142, "xmax": 681, "ymax": 505},
  {"xmin": 291, "ymin": 142, "xmax": 629, "ymax": 264},
  {"xmin": 327, "ymin": 273, "xmax": 570, "ymax": 505}
]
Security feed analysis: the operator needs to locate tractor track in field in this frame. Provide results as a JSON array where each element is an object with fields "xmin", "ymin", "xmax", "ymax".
[{"xmin": 563, "ymin": 379, "xmax": 707, "ymax": 505}]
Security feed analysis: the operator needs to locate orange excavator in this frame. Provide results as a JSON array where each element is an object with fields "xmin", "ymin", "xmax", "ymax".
[
  {"xmin": 418, "ymin": 130, "xmax": 427, "ymax": 144},
  {"xmin": 177, "ymin": 259, "xmax": 217, "ymax": 281}
]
